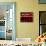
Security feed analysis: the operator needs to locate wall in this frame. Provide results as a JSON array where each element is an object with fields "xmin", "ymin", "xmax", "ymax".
[{"xmin": 0, "ymin": 0, "xmax": 46, "ymax": 40}]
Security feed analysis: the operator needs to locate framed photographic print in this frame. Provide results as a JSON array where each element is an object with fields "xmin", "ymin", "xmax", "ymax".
[
  {"xmin": 39, "ymin": 11, "xmax": 46, "ymax": 35},
  {"xmin": 39, "ymin": 0, "xmax": 46, "ymax": 4},
  {"xmin": 0, "ymin": 2, "xmax": 16, "ymax": 40}
]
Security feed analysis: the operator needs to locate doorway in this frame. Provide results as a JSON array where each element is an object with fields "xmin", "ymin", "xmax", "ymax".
[
  {"xmin": 0, "ymin": 2, "xmax": 16, "ymax": 40},
  {"xmin": 39, "ymin": 11, "xmax": 46, "ymax": 35}
]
